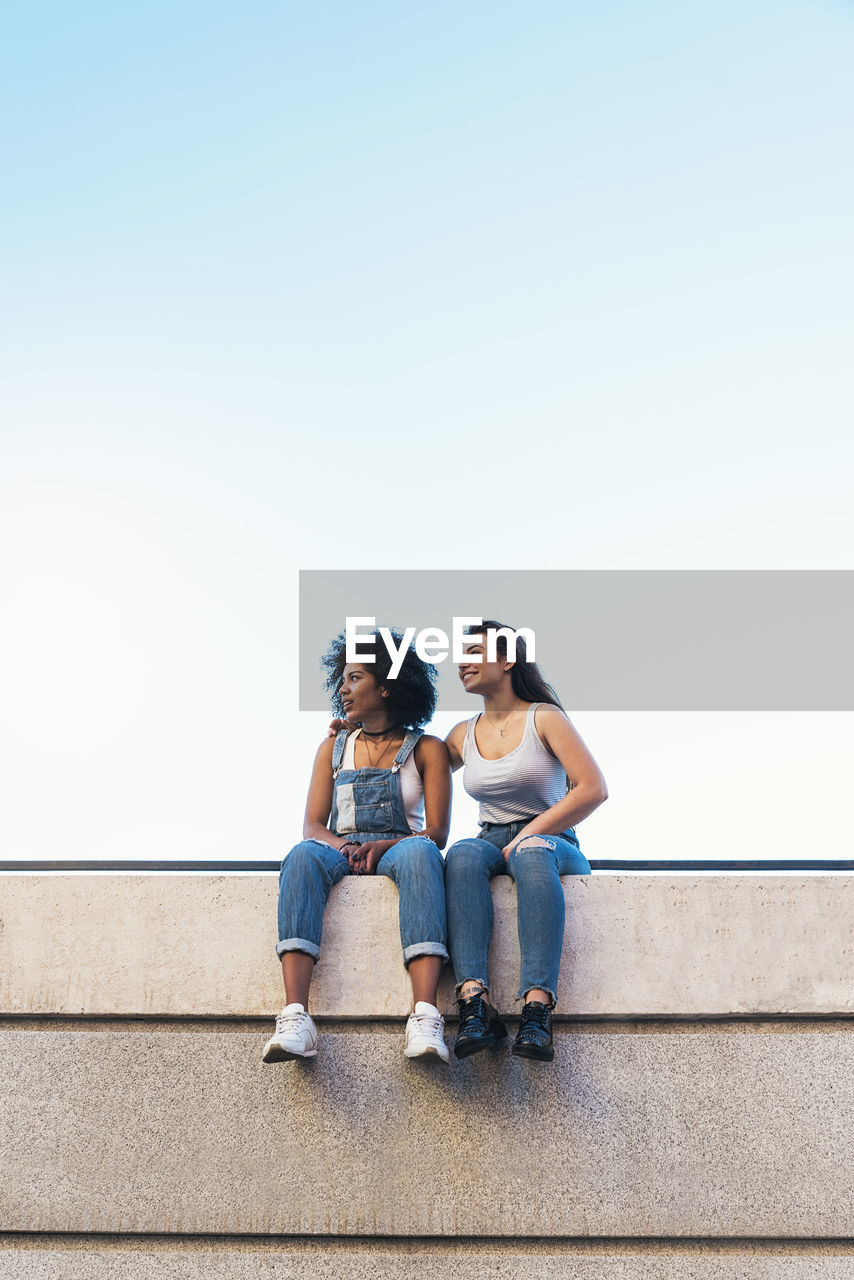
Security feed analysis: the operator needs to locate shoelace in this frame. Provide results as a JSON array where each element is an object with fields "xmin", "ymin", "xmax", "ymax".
[
  {"xmin": 411, "ymin": 1013, "xmax": 444, "ymax": 1036},
  {"xmin": 518, "ymin": 1004, "xmax": 551, "ymax": 1038},
  {"xmin": 458, "ymin": 994, "xmax": 488, "ymax": 1033},
  {"xmin": 275, "ymin": 1009, "xmax": 307, "ymax": 1035}
]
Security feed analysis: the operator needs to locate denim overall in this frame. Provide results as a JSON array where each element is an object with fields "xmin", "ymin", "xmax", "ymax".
[
  {"xmin": 276, "ymin": 729, "xmax": 448, "ymax": 967},
  {"xmin": 330, "ymin": 727, "xmax": 421, "ymax": 841}
]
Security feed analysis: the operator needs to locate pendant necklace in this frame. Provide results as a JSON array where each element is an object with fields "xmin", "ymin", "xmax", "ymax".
[
  {"xmin": 486, "ymin": 707, "xmax": 521, "ymax": 738},
  {"xmin": 361, "ymin": 727, "xmax": 398, "ymax": 768}
]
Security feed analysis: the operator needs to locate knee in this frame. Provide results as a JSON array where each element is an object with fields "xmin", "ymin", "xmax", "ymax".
[
  {"xmin": 280, "ymin": 839, "xmax": 331, "ymax": 878},
  {"xmin": 392, "ymin": 835, "xmax": 442, "ymax": 877},
  {"xmin": 514, "ymin": 836, "xmax": 556, "ymax": 853},
  {"xmin": 507, "ymin": 836, "xmax": 557, "ymax": 877},
  {"xmin": 445, "ymin": 839, "xmax": 489, "ymax": 883}
]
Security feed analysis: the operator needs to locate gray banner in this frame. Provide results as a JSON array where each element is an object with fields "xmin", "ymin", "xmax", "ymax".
[{"xmin": 299, "ymin": 570, "xmax": 853, "ymax": 712}]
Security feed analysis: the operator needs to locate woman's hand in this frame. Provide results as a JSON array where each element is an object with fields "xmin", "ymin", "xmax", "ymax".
[
  {"xmin": 338, "ymin": 840, "xmax": 361, "ymax": 871},
  {"xmin": 350, "ymin": 839, "xmax": 395, "ymax": 875},
  {"xmin": 327, "ymin": 717, "xmax": 359, "ymax": 738}
]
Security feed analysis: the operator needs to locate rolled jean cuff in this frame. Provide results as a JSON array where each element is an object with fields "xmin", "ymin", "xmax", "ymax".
[
  {"xmin": 454, "ymin": 977, "xmax": 490, "ymax": 998},
  {"xmin": 516, "ymin": 985, "xmax": 557, "ymax": 1006},
  {"xmin": 276, "ymin": 936, "xmax": 321, "ymax": 961},
  {"xmin": 402, "ymin": 941, "xmax": 449, "ymax": 967}
]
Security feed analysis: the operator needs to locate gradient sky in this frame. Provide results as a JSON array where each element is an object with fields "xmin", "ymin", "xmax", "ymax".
[{"xmin": 2, "ymin": 2, "xmax": 852, "ymax": 866}]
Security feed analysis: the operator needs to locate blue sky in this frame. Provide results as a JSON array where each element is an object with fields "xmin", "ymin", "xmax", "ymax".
[{"xmin": 2, "ymin": 2, "xmax": 852, "ymax": 865}]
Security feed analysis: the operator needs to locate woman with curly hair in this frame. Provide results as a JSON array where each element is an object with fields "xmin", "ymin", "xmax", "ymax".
[
  {"xmin": 445, "ymin": 621, "xmax": 608, "ymax": 1064},
  {"xmin": 262, "ymin": 630, "xmax": 452, "ymax": 1065}
]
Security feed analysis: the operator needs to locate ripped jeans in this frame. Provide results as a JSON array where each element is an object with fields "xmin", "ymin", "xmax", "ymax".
[{"xmin": 444, "ymin": 821, "xmax": 590, "ymax": 1005}]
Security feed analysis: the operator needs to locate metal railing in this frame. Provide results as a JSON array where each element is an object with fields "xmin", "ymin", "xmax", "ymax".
[{"xmin": 1, "ymin": 859, "xmax": 852, "ymax": 872}]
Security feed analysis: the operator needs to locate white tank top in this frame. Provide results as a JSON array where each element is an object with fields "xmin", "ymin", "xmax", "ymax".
[
  {"xmin": 341, "ymin": 730, "xmax": 425, "ymax": 833},
  {"xmin": 461, "ymin": 703, "xmax": 569, "ymax": 824}
]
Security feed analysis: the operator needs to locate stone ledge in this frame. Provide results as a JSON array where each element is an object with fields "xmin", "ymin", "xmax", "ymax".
[
  {"xmin": 2, "ymin": 1028, "xmax": 853, "ymax": 1237},
  {"xmin": 2, "ymin": 1247, "xmax": 854, "ymax": 1279},
  {"xmin": 2, "ymin": 876, "xmax": 854, "ymax": 1018}
]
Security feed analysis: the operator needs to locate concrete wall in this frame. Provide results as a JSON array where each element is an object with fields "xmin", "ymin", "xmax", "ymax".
[{"xmin": 2, "ymin": 874, "xmax": 853, "ymax": 1277}]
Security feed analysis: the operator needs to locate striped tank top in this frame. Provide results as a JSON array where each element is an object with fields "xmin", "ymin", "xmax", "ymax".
[{"xmin": 461, "ymin": 702, "xmax": 569, "ymax": 825}]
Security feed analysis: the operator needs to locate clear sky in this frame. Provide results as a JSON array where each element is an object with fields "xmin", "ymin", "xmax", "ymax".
[{"xmin": 2, "ymin": 1, "xmax": 852, "ymax": 867}]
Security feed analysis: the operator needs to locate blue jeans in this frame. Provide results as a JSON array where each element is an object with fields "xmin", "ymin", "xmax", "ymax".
[
  {"xmin": 444, "ymin": 821, "xmax": 590, "ymax": 1005},
  {"xmin": 277, "ymin": 835, "xmax": 449, "ymax": 967}
]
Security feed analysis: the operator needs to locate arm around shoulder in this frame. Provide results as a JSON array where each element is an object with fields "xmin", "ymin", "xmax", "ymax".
[{"xmin": 443, "ymin": 720, "xmax": 468, "ymax": 771}]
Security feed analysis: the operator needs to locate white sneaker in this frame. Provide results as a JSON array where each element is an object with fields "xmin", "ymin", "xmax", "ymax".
[
  {"xmin": 262, "ymin": 1003, "xmax": 318, "ymax": 1062},
  {"xmin": 404, "ymin": 1002, "xmax": 450, "ymax": 1063}
]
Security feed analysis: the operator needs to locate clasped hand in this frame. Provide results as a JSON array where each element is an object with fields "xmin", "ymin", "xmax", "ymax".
[{"xmin": 342, "ymin": 839, "xmax": 393, "ymax": 875}]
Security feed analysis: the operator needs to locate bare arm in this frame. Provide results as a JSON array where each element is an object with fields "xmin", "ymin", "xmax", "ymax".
[
  {"xmin": 413, "ymin": 735, "xmax": 452, "ymax": 848},
  {"xmin": 302, "ymin": 737, "xmax": 351, "ymax": 850},
  {"xmin": 506, "ymin": 705, "xmax": 608, "ymax": 849},
  {"xmin": 443, "ymin": 720, "xmax": 468, "ymax": 772}
]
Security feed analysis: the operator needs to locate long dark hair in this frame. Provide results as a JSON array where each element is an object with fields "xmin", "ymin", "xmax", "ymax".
[{"xmin": 465, "ymin": 619, "xmax": 564, "ymax": 710}]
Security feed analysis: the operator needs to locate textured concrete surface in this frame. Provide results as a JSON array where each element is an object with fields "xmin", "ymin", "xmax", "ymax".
[
  {"xmin": 2, "ymin": 875, "xmax": 854, "ymax": 1018},
  {"xmin": 2, "ymin": 1247, "xmax": 854, "ymax": 1279},
  {"xmin": 2, "ymin": 1026, "xmax": 853, "ymax": 1237}
]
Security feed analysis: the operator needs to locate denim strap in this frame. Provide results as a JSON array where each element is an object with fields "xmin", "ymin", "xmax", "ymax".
[
  {"xmin": 390, "ymin": 728, "xmax": 422, "ymax": 773},
  {"xmin": 331, "ymin": 729, "xmax": 350, "ymax": 779},
  {"xmin": 333, "ymin": 727, "xmax": 422, "ymax": 779}
]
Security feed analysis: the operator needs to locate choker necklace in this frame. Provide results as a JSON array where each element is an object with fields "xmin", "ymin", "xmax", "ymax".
[{"xmin": 359, "ymin": 724, "xmax": 401, "ymax": 738}]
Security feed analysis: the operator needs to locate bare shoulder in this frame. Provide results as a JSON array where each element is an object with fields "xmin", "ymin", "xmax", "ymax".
[
  {"xmin": 441, "ymin": 718, "xmax": 470, "ymax": 771},
  {"xmin": 533, "ymin": 704, "xmax": 605, "ymax": 790},
  {"xmin": 313, "ymin": 736, "xmax": 337, "ymax": 765},
  {"xmin": 533, "ymin": 703, "xmax": 570, "ymax": 734},
  {"xmin": 414, "ymin": 734, "xmax": 451, "ymax": 765},
  {"xmin": 533, "ymin": 703, "xmax": 583, "ymax": 753}
]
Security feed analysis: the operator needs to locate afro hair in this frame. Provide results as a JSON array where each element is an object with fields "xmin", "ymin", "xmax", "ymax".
[{"xmin": 321, "ymin": 629, "xmax": 437, "ymax": 729}]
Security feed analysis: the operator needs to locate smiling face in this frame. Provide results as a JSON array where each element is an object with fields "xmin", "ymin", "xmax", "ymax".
[
  {"xmin": 338, "ymin": 663, "xmax": 388, "ymax": 723},
  {"xmin": 458, "ymin": 635, "xmax": 514, "ymax": 697}
]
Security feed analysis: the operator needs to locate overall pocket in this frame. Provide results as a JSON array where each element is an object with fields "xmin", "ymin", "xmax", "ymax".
[{"xmin": 334, "ymin": 773, "xmax": 394, "ymax": 834}]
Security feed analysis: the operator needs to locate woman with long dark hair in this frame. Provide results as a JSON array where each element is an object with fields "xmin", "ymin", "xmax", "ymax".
[
  {"xmin": 444, "ymin": 621, "xmax": 607, "ymax": 1063},
  {"xmin": 263, "ymin": 630, "xmax": 452, "ymax": 1064}
]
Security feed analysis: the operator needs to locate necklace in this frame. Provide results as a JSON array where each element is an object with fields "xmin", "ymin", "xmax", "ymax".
[
  {"xmin": 361, "ymin": 729, "xmax": 399, "ymax": 768},
  {"xmin": 485, "ymin": 707, "xmax": 521, "ymax": 738}
]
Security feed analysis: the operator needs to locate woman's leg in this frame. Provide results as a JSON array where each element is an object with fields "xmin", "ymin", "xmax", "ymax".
[
  {"xmin": 444, "ymin": 836, "xmax": 509, "ymax": 1058},
  {"xmin": 444, "ymin": 836, "xmax": 507, "ymax": 995},
  {"xmin": 504, "ymin": 835, "xmax": 589, "ymax": 1062},
  {"xmin": 375, "ymin": 836, "xmax": 448, "ymax": 1000},
  {"xmin": 408, "ymin": 956, "xmax": 444, "ymax": 1005},
  {"xmin": 276, "ymin": 838, "xmax": 349, "ymax": 1003},
  {"xmin": 506, "ymin": 835, "xmax": 590, "ymax": 1005},
  {"xmin": 281, "ymin": 953, "xmax": 314, "ymax": 1009},
  {"xmin": 264, "ymin": 838, "xmax": 349, "ymax": 1063},
  {"xmin": 376, "ymin": 835, "xmax": 450, "ymax": 1061}
]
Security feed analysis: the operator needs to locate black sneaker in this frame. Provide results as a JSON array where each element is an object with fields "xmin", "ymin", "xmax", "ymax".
[
  {"xmin": 511, "ymin": 1000, "xmax": 554, "ymax": 1061},
  {"xmin": 453, "ymin": 990, "xmax": 508, "ymax": 1059}
]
